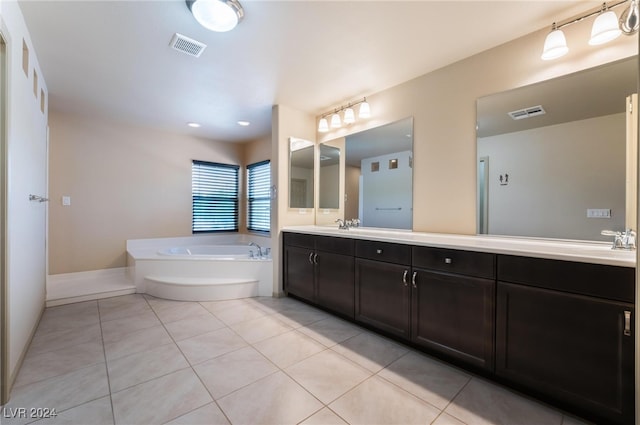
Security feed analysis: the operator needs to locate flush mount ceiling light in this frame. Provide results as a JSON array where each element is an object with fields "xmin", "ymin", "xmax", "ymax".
[
  {"xmin": 542, "ymin": 0, "xmax": 635, "ymax": 60},
  {"xmin": 187, "ymin": 122, "xmax": 201, "ymax": 128},
  {"xmin": 317, "ymin": 98, "xmax": 372, "ymax": 132},
  {"xmin": 237, "ymin": 120, "xmax": 250, "ymax": 126},
  {"xmin": 186, "ymin": 0, "xmax": 244, "ymax": 32}
]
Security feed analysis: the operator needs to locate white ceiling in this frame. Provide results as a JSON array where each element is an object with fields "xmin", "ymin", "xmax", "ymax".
[{"xmin": 18, "ymin": 0, "xmax": 598, "ymax": 143}]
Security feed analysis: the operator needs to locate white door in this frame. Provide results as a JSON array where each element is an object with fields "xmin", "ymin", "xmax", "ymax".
[
  {"xmin": 0, "ymin": 29, "xmax": 7, "ymax": 405},
  {"xmin": 5, "ymin": 27, "xmax": 48, "ymax": 394}
]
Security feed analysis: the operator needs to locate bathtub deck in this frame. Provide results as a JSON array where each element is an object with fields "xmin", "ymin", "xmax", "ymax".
[{"xmin": 47, "ymin": 268, "xmax": 136, "ymax": 307}]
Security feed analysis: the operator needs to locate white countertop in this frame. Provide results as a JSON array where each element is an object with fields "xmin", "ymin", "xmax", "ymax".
[{"xmin": 282, "ymin": 225, "xmax": 637, "ymax": 268}]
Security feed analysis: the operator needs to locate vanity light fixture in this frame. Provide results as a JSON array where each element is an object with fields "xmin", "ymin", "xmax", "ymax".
[
  {"xmin": 542, "ymin": 0, "xmax": 636, "ymax": 61},
  {"xmin": 317, "ymin": 97, "xmax": 372, "ymax": 132},
  {"xmin": 330, "ymin": 111, "xmax": 342, "ymax": 128},
  {"xmin": 186, "ymin": 0, "xmax": 244, "ymax": 33},
  {"xmin": 343, "ymin": 107, "xmax": 356, "ymax": 124},
  {"xmin": 359, "ymin": 98, "xmax": 371, "ymax": 119},
  {"xmin": 318, "ymin": 117, "xmax": 329, "ymax": 133},
  {"xmin": 589, "ymin": 4, "xmax": 622, "ymax": 45},
  {"xmin": 541, "ymin": 23, "xmax": 569, "ymax": 60}
]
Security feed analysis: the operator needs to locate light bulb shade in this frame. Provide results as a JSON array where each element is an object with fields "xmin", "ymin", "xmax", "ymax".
[
  {"xmin": 343, "ymin": 107, "xmax": 355, "ymax": 124},
  {"xmin": 358, "ymin": 101, "xmax": 371, "ymax": 119},
  {"xmin": 589, "ymin": 10, "xmax": 621, "ymax": 45},
  {"xmin": 318, "ymin": 118, "xmax": 329, "ymax": 133},
  {"xmin": 330, "ymin": 113, "xmax": 342, "ymax": 128},
  {"xmin": 541, "ymin": 29, "xmax": 568, "ymax": 60},
  {"xmin": 188, "ymin": 0, "xmax": 244, "ymax": 32},
  {"xmin": 620, "ymin": 0, "xmax": 639, "ymax": 34}
]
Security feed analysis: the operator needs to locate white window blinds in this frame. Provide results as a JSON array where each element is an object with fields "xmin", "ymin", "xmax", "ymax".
[
  {"xmin": 192, "ymin": 160, "xmax": 239, "ymax": 233},
  {"xmin": 247, "ymin": 160, "xmax": 271, "ymax": 233}
]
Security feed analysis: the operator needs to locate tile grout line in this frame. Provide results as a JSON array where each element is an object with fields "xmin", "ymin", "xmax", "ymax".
[
  {"xmin": 147, "ymin": 297, "xmax": 233, "ymax": 424},
  {"xmin": 96, "ymin": 297, "xmax": 117, "ymax": 425}
]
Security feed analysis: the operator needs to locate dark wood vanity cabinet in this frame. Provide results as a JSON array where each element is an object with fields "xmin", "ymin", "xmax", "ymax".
[
  {"xmin": 354, "ymin": 240, "xmax": 412, "ymax": 339},
  {"xmin": 496, "ymin": 255, "xmax": 635, "ymax": 425},
  {"xmin": 283, "ymin": 233, "xmax": 316, "ymax": 302},
  {"xmin": 284, "ymin": 232, "xmax": 636, "ymax": 424},
  {"xmin": 283, "ymin": 233, "xmax": 355, "ymax": 317},
  {"xmin": 411, "ymin": 247, "xmax": 495, "ymax": 370}
]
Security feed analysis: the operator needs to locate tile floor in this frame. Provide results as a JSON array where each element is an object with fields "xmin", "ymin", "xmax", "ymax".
[{"xmin": 2, "ymin": 294, "xmax": 591, "ymax": 425}]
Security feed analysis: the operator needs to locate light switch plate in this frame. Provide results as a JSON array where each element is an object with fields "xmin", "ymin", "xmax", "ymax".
[{"xmin": 62, "ymin": 196, "xmax": 71, "ymax": 206}]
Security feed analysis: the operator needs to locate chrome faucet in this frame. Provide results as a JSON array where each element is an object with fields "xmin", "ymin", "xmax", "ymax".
[
  {"xmin": 601, "ymin": 229, "xmax": 636, "ymax": 250},
  {"xmin": 249, "ymin": 242, "xmax": 263, "ymax": 257},
  {"xmin": 336, "ymin": 218, "xmax": 361, "ymax": 230},
  {"xmin": 335, "ymin": 219, "xmax": 349, "ymax": 230},
  {"xmin": 348, "ymin": 218, "xmax": 360, "ymax": 228}
]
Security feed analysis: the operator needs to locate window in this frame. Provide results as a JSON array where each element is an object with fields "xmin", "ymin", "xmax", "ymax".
[
  {"xmin": 247, "ymin": 160, "xmax": 271, "ymax": 233},
  {"xmin": 192, "ymin": 160, "xmax": 239, "ymax": 233}
]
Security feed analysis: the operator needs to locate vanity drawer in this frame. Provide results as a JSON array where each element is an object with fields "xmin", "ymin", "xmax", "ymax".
[
  {"xmin": 413, "ymin": 246, "xmax": 495, "ymax": 279},
  {"xmin": 355, "ymin": 240, "xmax": 411, "ymax": 265},
  {"xmin": 497, "ymin": 255, "xmax": 635, "ymax": 303},
  {"xmin": 315, "ymin": 235, "xmax": 354, "ymax": 256},
  {"xmin": 283, "ymin": 232, "xmax": 314, "ymax": 249}
]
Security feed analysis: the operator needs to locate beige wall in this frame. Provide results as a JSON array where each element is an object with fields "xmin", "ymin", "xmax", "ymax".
[
  {"xmin": 317, "ymin": 21, "xmax": 637, "ymax": 235},
  {"xmin": 271, "ymin": 105, "xmax": 316, "ymax": 295},
  {"xmin": 48, "ymin": 110, "xmax": 245, "ymax": 274}
]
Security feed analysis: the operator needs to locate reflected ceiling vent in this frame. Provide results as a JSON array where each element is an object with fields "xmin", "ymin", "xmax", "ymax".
[
  {"xmin": 508, "ymin": 105, "xmax": 546, "ymax": 120},
  {"xmin": 169, "ymin": 33, "xmax": 207, "ymax": 57}
]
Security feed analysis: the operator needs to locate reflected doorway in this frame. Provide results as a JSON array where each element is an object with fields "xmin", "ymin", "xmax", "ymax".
[{"xmin": 478, "ymin": 156, "xmax": 489, "ymax": 234}]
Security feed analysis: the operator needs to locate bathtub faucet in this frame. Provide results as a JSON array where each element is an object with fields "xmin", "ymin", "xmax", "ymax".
[{"xmin": 249, "ymin": 242, "xmax": 263, "ymax": 258}]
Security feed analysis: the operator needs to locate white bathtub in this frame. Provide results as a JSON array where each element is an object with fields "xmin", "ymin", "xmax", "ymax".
[
  {"xmin": 127, "ymin": 235, "xmax": 273, "ymax": 301},
  {"xmin": 158, "ymin": 245, "xmax": 256, "ymax": 259}
]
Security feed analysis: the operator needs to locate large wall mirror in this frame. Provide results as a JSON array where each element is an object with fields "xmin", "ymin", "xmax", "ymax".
[
  {"xmin": 319, "ymin": 144, "xmax": 340, "ymax": 209},
  {"xmin": 318, "ymin": 117, "xmax": 414, "ymax": 229},
  {"xmin": 477, "ymin": 57, "xmax": 637, "ymax": 242},
  {"xmin": 289, "ymin": 137, "xmax": 315, "ymax": 209}
]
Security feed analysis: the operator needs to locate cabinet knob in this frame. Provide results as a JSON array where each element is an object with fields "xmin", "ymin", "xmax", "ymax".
[
  {"xmin": 444, "ymin": 258, "xmax": 452, "ymax": 264},
  {"xmin": 376, "ymin": 249, "xmax": 383, "ymax": 254}
]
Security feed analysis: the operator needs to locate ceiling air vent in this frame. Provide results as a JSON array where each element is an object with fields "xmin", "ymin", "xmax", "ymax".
[
  {"xmin": 508, "ymin": 105, "xmax": 546, "ymax": 120},
  {"xmin": 169, "ymin": 33, "xmax": 207, "ymax": 58}
]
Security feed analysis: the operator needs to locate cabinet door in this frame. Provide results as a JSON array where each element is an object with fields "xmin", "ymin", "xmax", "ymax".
[
  {"xmin": 284, "ymin": 245, "xmax": 315, "ymax": 301},
  {"xmin": 412, "ymin": 269, "xmax": 494, "ymax": 370},
  {"xmin": 316, "ymin": 251, "xmax": 355, "ymax": 318},
  {"xmin": 355, "ymin": 258, "xmax": 410, "ymax": 339},
  {"xmin": 496, "ymin": 282, "xmax": 634, "ymax": 425}
]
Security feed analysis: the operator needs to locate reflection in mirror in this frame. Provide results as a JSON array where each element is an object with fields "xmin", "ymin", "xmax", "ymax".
[
  {"xmin": 477, "ymin": 57, "xmax": 637, "ymax": 242},
  {"xmin": 289, "ymin": 137, "xmax": 314, "ymax": 209},
  {"xmin": 319, "ymin": 144, "xmax": 340, "ymax": 209},
  {"xmin": 319, "ymin": 117, "xmax": 413, "ymax": 229}
]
